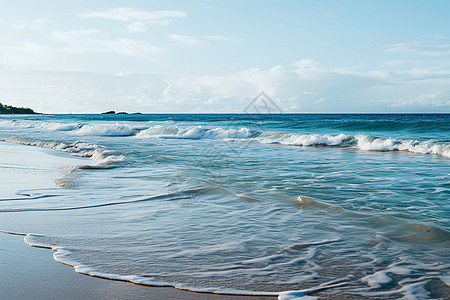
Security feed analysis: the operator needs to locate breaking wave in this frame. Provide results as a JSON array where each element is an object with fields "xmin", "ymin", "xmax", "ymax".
[
  {"xmin": 0, "ymin": 136, "xmax": 99, "ymax": 157},
  {"xmin": 0, "ymin": 137, "xmax": 124, "ymax": 167},
  {"xmin": 38, "ymin": 122, "xmax": 81, "ymax": 131},
  {"xmin": 0, "ymin": 137, "xmax": 125, "ymax": 189},
  {"xmin": 75, "ymin": 123, "xmax": 135, "ymax": 136},
  {"xmin": 1, "ymin": 119, "xmax": 449, "ymax": 157},
  {"xmin": 256, "ymin": 132, "xmax": 450, "ymax": 157},
  {"xmin": 0, "ymin": 120, "xmax": 135, "ymax": 136},
  {"xmin": 136, "ymin": 125, "xmax": 254, "ymax": 139},
  {"xmin": 135, "ymin": 126, "xmax": 450, "ymax": 158}
]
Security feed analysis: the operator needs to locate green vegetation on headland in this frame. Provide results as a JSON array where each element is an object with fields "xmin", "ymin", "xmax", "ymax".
[{"xmin": 0, "ymin": 103, "xmax": 36, "ymax": 114}]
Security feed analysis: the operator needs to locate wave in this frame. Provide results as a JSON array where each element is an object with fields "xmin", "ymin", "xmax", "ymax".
[
  {"xmin": 1, "ymin": 120, "xmax": 252, "ymax": 139},
  {"xmin": 90, "ymin": 149, "xmax": 125, "ymax": 165},
  {"xmin": 136, "ymin": 125, "xmax": 254, "ymax": 139},
  {"xmin": 0, "ymin": 137, "xmax": 125, "ymax": 171},
  {"xmin": 0, "ymin": 120, "xmax": 135, "ymax": 136},
  {"xmin": 75, "ymin": 123, "xmax": 135, "ymax": 136},
  {"xmin": 21, "ymin": 233, "xmax": 343, "ymax": 298},
  {"xmin": 38, "ymin": 122, "xmax": 81, "ymax": 131},
  {"xmin": 135, "ymin": 126, "xmax": 450, "ymax": 158},
  {"xmin": 53, "ymin": 151, "xmax": 125, "ymax": 188},
  {"xmin": 2, "ymin": 119, "xmax": 449, "ymax": 157},
  {"xmin": 1, "ymin": 137, "xmax": 125, "ymax": 188},
  {"xmin": 0, "ymin": 137, "xmax": 99, "ymax": 157},
  {"xmin": 256, "ymin": 132, "xmax": 450, "ymax": 157},
  {"xmin": 136, "ymin": 125, "xmax": 450, "ymax": 158}
]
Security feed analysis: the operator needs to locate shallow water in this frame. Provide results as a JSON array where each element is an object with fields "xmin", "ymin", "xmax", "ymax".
[{"xmin": 0, "ymin": 114, "xmax": 449, "ymax": 298}]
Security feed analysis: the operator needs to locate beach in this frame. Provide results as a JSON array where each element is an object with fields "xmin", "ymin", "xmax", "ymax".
[
  {"xmin": 0, "ymin": 114, "xmax": 449, "ymax": 299},
  {"xmin": 0, "ymin": 233, "xmax": 278, "ymax": 300},
  {"xmin": 0, "ymin": 233, "xmax": 275, "ymax": 300},
  {"xmin": 2, "ymin": 1, "xmax": 450, "ymax": 298},
  {"xmin": 0, "ymin": 141, "xmax": 274, "ymax": 300}
]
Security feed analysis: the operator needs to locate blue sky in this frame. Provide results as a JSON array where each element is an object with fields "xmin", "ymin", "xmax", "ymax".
[{"xmin": 1, "ymin": 0, "xmax": 449, "ymax": 113}]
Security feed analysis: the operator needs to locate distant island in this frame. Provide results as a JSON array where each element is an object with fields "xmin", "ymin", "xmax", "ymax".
[
  {"xmin": 0, "ymin": 103, "xmax": 36, "ymax": 114},
  {"xmin": 101, "ymin": 111, "xmax": 142, "ymax": 115}
]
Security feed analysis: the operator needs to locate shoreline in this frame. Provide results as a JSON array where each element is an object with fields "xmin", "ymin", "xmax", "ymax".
[
  {"xmin": 0, "ymin": 232, "xmax": 275, "ymax": 300},
  {"xmin": 0, "ymin": 141, "xmax": 275, "ymax": 299}
]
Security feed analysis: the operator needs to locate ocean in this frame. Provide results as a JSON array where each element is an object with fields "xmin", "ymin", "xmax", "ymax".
[{"xmin": 0, "ymin": 113, "xmax": 449, "ymax": 299}]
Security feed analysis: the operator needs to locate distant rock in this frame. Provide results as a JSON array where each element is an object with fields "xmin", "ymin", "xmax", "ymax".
[
  {"xmin": 0, "ymin": 103, "xmax": 36, "ymax": 114},
  {"xmin": 100, "ymin": 111, "xmax": 141, "ymax": 115}
]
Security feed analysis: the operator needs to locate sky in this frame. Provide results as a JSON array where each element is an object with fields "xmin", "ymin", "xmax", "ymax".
[{"xmin": 1, "ymin": 0, "xmax": 450, "ymax": 113}]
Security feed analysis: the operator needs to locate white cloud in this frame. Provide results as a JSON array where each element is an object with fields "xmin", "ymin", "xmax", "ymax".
[
  {"xmin": 13, "ymin": 18, "xmax": 47, "ymax": 30},
  {"xmin": 51, "ymin": 30, "xmax": 101, "ymax": 43},
  {"xmin": 314, "ymin": 98, "xmax": 325, "ymax": 104},
  {"xmin": 126, "ymin": 21, "xmax": 147, "ymax": 33},
  {"xmin": 168, "ymin": 34, "xmax": 204, "ymax": 47},
  {"xmin": 2, "ymin": 60, "xmax": 450, "ymax": 113},
  {"xmin": 49, "ymin": 30, "xmax": 162, "ymax": 57},
  {"xmin": 391, "ymin": 93, "xmax": 450, "ymax": 107},
  {"xmin": 202, "ymin": 35, "xmax": 237, "ymax": 42},
  {"xmin": 169, "ymin": 34, "xmax": 236, "ymax": 47},
  {"xmin": 1, "ymin": 30, "xmax": 162, "ymax": 72},
  {"xmin": 384, "ymin": 43, "xmax": 450, "ymax": 56},
  {"xmin": 0, "ymin": 66, "xmax": 170, "ymax": 113},
  {"xmin": 150, "ymin": 60, "xmax": 450, "ymax": 112},
  {"xmin": 79, "ymin": 7, "xmax": 187, "ymax": 27},
  {"xmin": 99, "ymin": 39, "xmax": 162, "ymax": 57}
]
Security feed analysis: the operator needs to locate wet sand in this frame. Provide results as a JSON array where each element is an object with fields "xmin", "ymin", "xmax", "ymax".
[{"xmin": 0, "ymin": 233, "xmax": 275, "ymax": 300}]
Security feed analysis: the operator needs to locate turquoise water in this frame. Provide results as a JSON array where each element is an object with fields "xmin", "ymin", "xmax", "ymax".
[{"xmin": 0, "ymin": 114, "xmax": 449, "ymax": 298}]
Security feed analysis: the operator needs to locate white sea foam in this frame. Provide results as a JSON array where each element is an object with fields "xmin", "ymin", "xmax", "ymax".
[
  {"xmin": 0, "ymin": 137, "xmax": 98, "ymax": 157},
  {"xmin": 0, "ymin": 119, "xmax": 31, "ymax": 128},
  {"xmin": 0, "ymin": 137, "xmax": 124, "ymax": 169},
  {"xmin": 0, "ymin": 119, "xmax": 139, "ymax": 136},
  {"xmin": 362, "ymin": 281, "xmax": 430, "ymax": 299},
  {"xmin": 400, "ymin": 282, "xmax": 430, "ymax": 300},
  {"xmin": 137, "ymin": 125, "xmax": 450, "ymax": 158},
  {"xmin": 90, "ymin": 149, "xmax": 125, "ymax": 165},
  {"xmin": 0, "ymin": 120, "xmax": 81, "ymax": 131},
  {"xmin": 54, "ymin": 166, "xmax": 83, "ymax": 188},
  {"xmin": 38, "ymin": 122, "xmax": 81, "ymax": 131},
  {"xmin": 22, "ymin": 233, "xmax": 338, "ymax": 298},
  {"xmin": 136, "ymin": 125, "xmax": 253, "ymax": 139},
  {"xmin": 47, "ymin": 245, "xmax": 172, "ymax": 286},
  {"xmin": 361, "ymin": 271, "xmax": 393, "ymax": 288},
  {"xmin": 256, "ymin": 132, "xmax": 450, "ymax": 158},
  {"xmin": 362, "ymin": 264, "xmax": 414, "ymax": 289},
  {"xmin": 75, "ymin": 123, "xmax": 134, "ymax": 136},
  {"xmin": 258, "ymin": 132, "xmax": 350, "ymax": 146}
]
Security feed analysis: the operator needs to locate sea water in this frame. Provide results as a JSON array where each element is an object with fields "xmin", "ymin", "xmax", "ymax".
[{"xmin": 0, "ymin": 114, "xmax": 449, "ymax": 299}]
